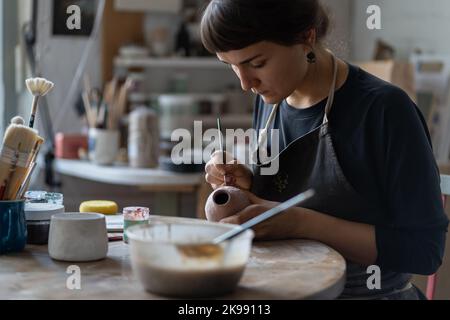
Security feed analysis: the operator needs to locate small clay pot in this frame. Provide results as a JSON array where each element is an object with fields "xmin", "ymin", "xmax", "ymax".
[{"xmin": 205, "ymin": 186, "xmax": 251, "ymax": 222}]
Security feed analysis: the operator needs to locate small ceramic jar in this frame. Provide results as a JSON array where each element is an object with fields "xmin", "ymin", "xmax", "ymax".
[
  {"xmin": 123, "ymin": 207, "xmax": 150, "ymax": 244},
  {"xmin": 48, "ymin": 213, "xmax": 108, "ymax": 262}
]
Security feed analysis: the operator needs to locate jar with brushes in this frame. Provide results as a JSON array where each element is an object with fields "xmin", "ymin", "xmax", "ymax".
[{"xmin": 0, "ymin": 200, "xmax": 27, "ymax": 254}]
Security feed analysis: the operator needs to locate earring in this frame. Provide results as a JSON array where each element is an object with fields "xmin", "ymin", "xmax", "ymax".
[{"xmin": 307, "ymin": 51, "xmax": 316, "ymax": 63}]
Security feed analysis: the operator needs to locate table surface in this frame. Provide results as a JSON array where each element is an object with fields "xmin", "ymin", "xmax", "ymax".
[
  {"xmin": 54, "ymin": 159, "xmax": 204, "ymax": 187},
  {"xmin": 0, "ymin": 240, "xmax": 346, "ymax": 300}
]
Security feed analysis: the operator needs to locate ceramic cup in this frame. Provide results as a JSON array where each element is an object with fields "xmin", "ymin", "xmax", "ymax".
[
  {"xmin": 0, "ymin": 200, "xmax": 27, "ymax": 254},
  {"xmin": 88, "ymin": 128, "xmax": 119, "ymax": 165},
  {"xmin": 48, "ymin": 213, "xmax": 108, "ymax": 262}
]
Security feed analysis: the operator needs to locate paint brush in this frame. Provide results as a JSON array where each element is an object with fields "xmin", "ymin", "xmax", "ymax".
[
  {"xmin": 13, "ymin": 136, "xmax": 44, "ymax": 199},
  {"xmin": 25, "ymin": 77, "xmax": 54, "ymax": 128},
  {"xmin": 217, "ymin": 118, "xmax": 229, "ymax": 185},
  {"xmin": 82, "ymin": 91, "xmax": 95, "ymax": 128},
  {"xmin": 16, "ymin": 162, "xmax": 37, "ymax": 200}
]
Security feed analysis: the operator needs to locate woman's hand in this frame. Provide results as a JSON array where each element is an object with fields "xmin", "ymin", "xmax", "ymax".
[
  {"xmin": 220, "ymin": 191, "xmax": 305, "ymax": 240},
  {"xmin": 205, "ymin": 150, "xmax": 253, "ymax": 190},
  {"xmin": 220, "ymin": 192, "xmax": 378, "ymax": 265}
]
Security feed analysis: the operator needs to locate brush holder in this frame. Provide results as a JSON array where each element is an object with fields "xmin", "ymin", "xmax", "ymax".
[
  {"xmin": 205, "ymin": 186, "xmax": 251, "ymax": 222},
  {"xmin": 88, "ymin": 128, "xmax": 119, "ymax": 165},
  {"xmin": 0, "ymin": 200, "xmax": 27, "ymax": 254}
]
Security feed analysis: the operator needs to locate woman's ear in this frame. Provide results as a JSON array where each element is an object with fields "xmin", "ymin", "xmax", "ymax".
[{"xmin": 304, "ymin": 28, "xmax": 317, "ymax": 49}]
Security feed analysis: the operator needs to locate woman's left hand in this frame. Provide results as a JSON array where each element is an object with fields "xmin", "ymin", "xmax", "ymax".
[{"xmin": 220, "ymin": 192, "xmax": 304, "ymax": 240}]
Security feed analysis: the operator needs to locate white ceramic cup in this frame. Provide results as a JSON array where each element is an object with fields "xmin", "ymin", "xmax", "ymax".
[
  {"xmin": 48, "ymin": 213, "xmax": 108, "ymax": 262},
  {"xmin": 88, "ymin": 128, "xmax": 119, "ymax": 165}
]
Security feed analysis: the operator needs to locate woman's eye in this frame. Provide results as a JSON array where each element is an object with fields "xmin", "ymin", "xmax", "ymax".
[{"xmin": 251, "ymin": 62, "xmax": 266, "ymax": 69}]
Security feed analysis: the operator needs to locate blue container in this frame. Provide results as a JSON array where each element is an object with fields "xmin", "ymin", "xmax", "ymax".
[{"xmin": 0, "ymin": 200, "xmax": 27, "ymax": 254}]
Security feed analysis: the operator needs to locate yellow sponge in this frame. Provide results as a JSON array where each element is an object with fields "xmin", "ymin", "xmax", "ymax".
[{"xmin": 79, "ymin": 200, "xmax": 118, "ymax": 215}]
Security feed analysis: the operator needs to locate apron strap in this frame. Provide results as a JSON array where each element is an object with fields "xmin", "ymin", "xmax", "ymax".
[
  {"xmin": 257, "ymin": 100, "xmax": 279, "ymax": 148},
  {"xmin": 322, "ymin": 52, "xmax": 338, "ymax": 125}
]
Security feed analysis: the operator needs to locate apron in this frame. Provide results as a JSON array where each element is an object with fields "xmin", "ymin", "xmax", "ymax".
[{"xmin": 250, "ymin": 53, "xmax": 420, "ymax": 300}]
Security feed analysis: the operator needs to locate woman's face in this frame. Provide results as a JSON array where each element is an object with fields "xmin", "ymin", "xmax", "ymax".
[{"xmin": 217, "ymin": 41, "xmax": 309, "ymax": 104}]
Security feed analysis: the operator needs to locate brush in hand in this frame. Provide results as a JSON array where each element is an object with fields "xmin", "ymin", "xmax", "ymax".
[{"xmin": 25, "ymin": 77, "xmax": 54, "ymax": 128}]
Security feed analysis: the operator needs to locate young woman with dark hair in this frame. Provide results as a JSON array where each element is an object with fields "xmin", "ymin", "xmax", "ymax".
[{"xmin": 202, "ymin": 0, "xmax": 448, "ymax": 299}]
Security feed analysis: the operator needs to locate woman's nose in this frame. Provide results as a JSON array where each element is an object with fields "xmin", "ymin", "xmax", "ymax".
[
  {"xmin": 239, "ymin": 72, "xmax": 257, "ymax": 92},
  {"xmin": 233, "ymin": 66, "xmax": 257, "ymax": 92}
]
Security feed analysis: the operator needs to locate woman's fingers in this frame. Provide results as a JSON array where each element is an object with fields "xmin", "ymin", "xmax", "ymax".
[
  {"xmin": 205, "ymin": 152, "xmax": 252, "ymax": 190},
  {"xmin": 205, "ymin": 173, "xmax": 223, "ymax": 187},
  {"xmin": 220, "ymin": 204, "xmax": 264, "ymax": 225},
  {"xmin": 210, "ymin": 150, "xmax": 235, "ymax": 164},
  {"xmin": 243, "ymin": 190, "xmax": 265, "ymax": 204},
  {"xmin": 215, "ymin": 163, "xmax": 249, "ymax": 177}
]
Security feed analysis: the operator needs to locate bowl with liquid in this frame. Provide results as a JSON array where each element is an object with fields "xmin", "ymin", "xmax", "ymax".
[{"xmin": 126, "ymin": 216, "xmax": 254, "ymax": 298}]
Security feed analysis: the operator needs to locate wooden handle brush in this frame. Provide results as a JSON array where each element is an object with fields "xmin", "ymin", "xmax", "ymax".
[
  {"xmin": 0, "ymin": 116, "xmax": 38, "ymax": 199},
  {"xmin": 26, "ymin": 77, "xmax": 54, "ymax": 128},
  {"xmin": 8, "ymin": 134, "xmax": 44, "ymax": 200}
]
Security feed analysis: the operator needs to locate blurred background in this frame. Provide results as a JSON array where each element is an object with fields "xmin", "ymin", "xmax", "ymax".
[{"xmin": 1, "ymin": 0, "xmax": 450, "ymax": 298}]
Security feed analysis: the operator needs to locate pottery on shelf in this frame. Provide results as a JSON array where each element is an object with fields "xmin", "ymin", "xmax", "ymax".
[{"xmin": 205, "ymin": 186, "xmax": 251, "ymax": 222}]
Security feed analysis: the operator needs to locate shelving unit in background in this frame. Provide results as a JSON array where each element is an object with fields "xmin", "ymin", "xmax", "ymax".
[
  {"xmin": 113, "ymin": 53, "xmax": 254, "ymax": 132},
  {"xmin": 114, "ymin": 56, "xmax": 228, "ymax": 69}
]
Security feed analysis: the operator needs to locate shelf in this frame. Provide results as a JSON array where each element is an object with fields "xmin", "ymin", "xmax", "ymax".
[
  {"xmin": 128, "ymin": 92, "xmax": 227, "ymax": 103},
  {"xmin": 114, "ymin": 56, "xmax": 227, "ymax": 69},
  {"xmin": 54, "ymin": 159, "xmax": 203, "ymax": 187},
  {"xmin": 196, "ymin": 114, "xmax": 253, "ymax": 128}
]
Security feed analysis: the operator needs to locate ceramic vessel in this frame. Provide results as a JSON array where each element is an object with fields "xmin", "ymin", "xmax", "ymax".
[
  {"xmin": 0, "ymin": 200, "xmax": 27, "ymax": 254},
  {"xmin": 48, "ymin": 213, "xmax": 108, "ymax": 262},
  {"xmin": 205, "ymin": 186, "xmax": 251, "ymax": 222}
]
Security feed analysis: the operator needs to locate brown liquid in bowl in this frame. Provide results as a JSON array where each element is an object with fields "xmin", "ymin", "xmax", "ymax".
[{"xmin": 134, "ymin": 261, "xmax": 245, "ymax": 298}]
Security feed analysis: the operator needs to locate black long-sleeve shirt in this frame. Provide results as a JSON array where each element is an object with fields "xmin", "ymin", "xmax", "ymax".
[{"xmin": 253, "ymin": 63, "xmax": 448, "ymax": 275}]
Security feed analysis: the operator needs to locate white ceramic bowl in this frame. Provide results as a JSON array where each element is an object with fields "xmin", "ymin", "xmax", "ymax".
[
  {"xmin": 48, "ymin": 213, "xmax": 108, "ymax": 262},
  {"xmin": 126, "ymin": 216, "xmax": 254, "ymax": 298}
]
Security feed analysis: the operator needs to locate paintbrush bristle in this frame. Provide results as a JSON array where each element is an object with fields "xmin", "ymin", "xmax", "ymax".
[
  {"xmin": 11, "ymin": 116, "xmax": 25, "ymax": 125},
  {"xmin": 25, "ymin": 77, "xmax": 54, "ymax": 96},
  {"xmin": 2, "ymin": 124, "xmax": 38, "ymax": 151}
]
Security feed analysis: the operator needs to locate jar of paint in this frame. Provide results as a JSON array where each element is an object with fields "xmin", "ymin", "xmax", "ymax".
[
  {"xmin": 25, "ymin": 191, "xmax": 64, "ymax": 205},
  {"xmin": 25, "ymin": 203, "xmax": 65, "ymax": 245},
  {"xmin": 123, "ymin": 207, "xmax": 150, "ymax": 244}
]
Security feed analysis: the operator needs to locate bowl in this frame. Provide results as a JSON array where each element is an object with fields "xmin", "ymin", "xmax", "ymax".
[{"xmin": 126, "ymin": 216, "xmax": 254, "ymax": 298}]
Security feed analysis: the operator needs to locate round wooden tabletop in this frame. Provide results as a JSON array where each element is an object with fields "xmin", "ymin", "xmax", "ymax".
[{"xmin": 0, "ymin": 239, "xmax": 345, "ymax": 300}]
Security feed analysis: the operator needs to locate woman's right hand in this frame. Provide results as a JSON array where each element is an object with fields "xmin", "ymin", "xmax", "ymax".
[{"xmin": 205, "ymin": 150, "xmax": 253, "ymax": 190}]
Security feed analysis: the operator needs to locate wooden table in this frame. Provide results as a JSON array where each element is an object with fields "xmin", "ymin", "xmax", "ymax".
[{"xmin": 0, "ymin": 240, "xmax": 346, "ymax": 300}]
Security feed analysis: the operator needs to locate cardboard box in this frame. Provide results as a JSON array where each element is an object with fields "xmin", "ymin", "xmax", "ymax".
[{"xmin": 356, "ymin": 60, "xmax": 416, "ymax": 102}]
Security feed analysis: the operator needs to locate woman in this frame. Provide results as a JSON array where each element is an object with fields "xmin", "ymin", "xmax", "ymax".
[{"xmin": 201, "ymin": 0, "xmax": 448, "ymax": 299}]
